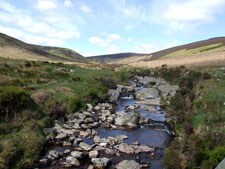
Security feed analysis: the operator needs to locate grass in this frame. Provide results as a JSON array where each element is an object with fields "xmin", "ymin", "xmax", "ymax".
[
  {"xmin": 161, "ymin": 65, "xmax": 225, "ymax": 169},
  {"xmin": 161, "ymin": 43, "xmax": 225, "ymax": 59},
  {"xmin": 0, "ymin": 57, "xmax": 125, "ymax": 169}
]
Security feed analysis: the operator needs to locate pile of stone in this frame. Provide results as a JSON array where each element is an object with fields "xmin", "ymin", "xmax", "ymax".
[
  {"xmin": 135, "ymin": 76, "xmax": 179, "ymax": 105},
  {"xmin": 108, "ymin": 85, "xmax": 135, "ymax": 103}
]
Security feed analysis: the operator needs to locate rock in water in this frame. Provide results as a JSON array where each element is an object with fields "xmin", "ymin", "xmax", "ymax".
[
  {"xmin": 108, "ymin": 89, "xmax": 120, "ymax": 103},
  {"xmin": 135, "ymin": 88, "xmax": 159, "ymax": 100},
  {"xmin": 66, "ymin": 156, "xmax": 80, "ymax": 167},
  {"xmin": 116, "ymin": 160, "xmax": 140, "ymax": 169},
  {"xmin": 89, "ymin": 150, "xmax": 99, "ymax": 158},
  {"xmin": 71, "ymin": 151, "xmax": 85, "ymax": 159},
  {"xmin": 115, "ymin": 113, "xmax": 139, "ymax": 128},
  {"xmin": 79, "ymin": 142, "xmax": 92, "ymax": 151},
  {"xmin": 91, "ymin": 158, "xmax": 110, "ymax": 168},
  {"xmin": 55, "ymin": 133, "xmax": 67, "ymax": 140}
]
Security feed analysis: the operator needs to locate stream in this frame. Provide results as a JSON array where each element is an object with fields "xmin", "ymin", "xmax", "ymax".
[{"xmin": 37, "ymin": 77, "xmax": 175, "ymax": 169}]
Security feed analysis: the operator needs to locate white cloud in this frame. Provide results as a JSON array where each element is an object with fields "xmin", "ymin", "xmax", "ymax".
[
  {"xmin": 80, "ymin": 4, "xmax": 92, "ymax": 13},
  {"xmin": 108, "ymin": 34, "xmax": 122, "ymax": 40},
  {"xmin": 127, "ymin": 38, "xmax": 133, "ymax": 42},
  {"xmin": 89, "ymin": 36, "xmax": 104, "ymax": 45},
  {"xmin": 36, "ymin": 0, "xmax": 57, "ymax": 11},
  {"xmin": 163, "ymin": 0, "xmax": 225, "ymax": 23},
  {"xmin": 0, "ymin": 0, "xmax": 15, "ymax": 13},
  {"xmin": 0, "ymin": 25, "xmax": 64, "ymax": 46},
  {"xmin": 123, "ymin": 9, "xmax": 132, "ymax": 16},
  {"xmin": 64, "ymin": 0, "xmax": 73, "ymax": 7}
]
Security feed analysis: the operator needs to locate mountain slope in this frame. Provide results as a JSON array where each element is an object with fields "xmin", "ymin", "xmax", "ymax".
[
  {"xmin": 88, "ymin": 53, "xmax": 148, "ymax": 63},
  {"xmin": 0, "ymin": 33, "xmax": 87, "ymax": 62},
  {"xmin": 89, "ymin": 37, "xmax": 225, "ymax": 64}
]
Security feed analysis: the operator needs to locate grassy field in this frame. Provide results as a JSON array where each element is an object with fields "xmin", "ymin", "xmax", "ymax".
[{"xmin": 0, "ymin": 57, "xmax": 129, "ymax": 169}]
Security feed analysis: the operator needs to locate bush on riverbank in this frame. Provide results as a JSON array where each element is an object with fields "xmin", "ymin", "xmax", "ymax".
[{"xmin": 163, "ymin": 66, "xmax": 225, "ymax": 169}]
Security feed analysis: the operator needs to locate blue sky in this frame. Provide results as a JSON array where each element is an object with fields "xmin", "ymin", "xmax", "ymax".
[{"xmin": 0, "ymin": 0, "xmax": 225, "ymax": 56}]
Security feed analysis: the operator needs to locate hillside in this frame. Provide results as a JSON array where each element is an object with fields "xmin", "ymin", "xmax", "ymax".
[
  {"xmin": 89, "ymin": 52, "xmax": 148, "ymax": 63},
  {"xmin": 89, "ymin": 37, "xmax": 225, "ymax": 67},
  {"xmin": 0, "ymin": 33, "xmax": 87, "ymax": 63}
]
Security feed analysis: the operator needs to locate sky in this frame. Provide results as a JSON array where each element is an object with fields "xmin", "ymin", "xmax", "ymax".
[{"xmin": 0, "ymin": 0, "xmax": 225, "ymax": 56}]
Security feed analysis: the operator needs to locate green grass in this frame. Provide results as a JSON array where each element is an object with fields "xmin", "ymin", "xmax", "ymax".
[
  {"xmin": 0, "ymin": 57, "xmax": 123, "ymax": 169},
  {"xmin": 161, "ymin": 43, "xmax": 225, "ymax": 59},
  {"xmin": 163, "ymin": 65, "xmax": 225, "ymax": 169}
]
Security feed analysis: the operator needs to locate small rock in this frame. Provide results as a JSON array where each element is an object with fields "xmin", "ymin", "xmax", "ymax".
[
  {"xmin": 117, "ymin": 160, "xmax": 140, "ymax": 169},
  {"xmin": 56, "ymin": 133, "xmax": 67, "ymax": 140},
  {"xmin": 66, "ymin": 156, "xmax": 80, "ymax": 167},
  {"xmin": 79, "ymin": 142, "xmax": 92, "ymax": 151},
  {"xmin": 93, "ymin": 135, "xmax": 101, "ymax": 143},
  {"xmin": 89, "ymin": 150, "xmax": 99, "ymax": 158},
  {"xmin": 71, "ymin": 151, "xmax": 85, "ymax": 159},
  {"xmin": 91, "ymin": 157, "xmax": 110, "ymax": 169}
]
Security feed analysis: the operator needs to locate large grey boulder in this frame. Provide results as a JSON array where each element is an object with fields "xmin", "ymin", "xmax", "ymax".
[
  {"xmin": 135, "ymin": 88, "xmax": 159, "ymax": 100},
  {"xmin": 108, "ymin": 89, "xmax": 120, "ymax": 103},
  {"xmin": 115, "ymin": 113, "xmax": 139, "ymax": 128},
  {"xmin": 139, "ymin": 76, "xmax": 167, "ymax": 86},
  {"xmin": 157, "ymin": 84, "xmax": 179, "ymax": 101},
  {"xmin": 116, "ymin": 160, "xmax": 140, "ymax": 169},
  {"xmin": 216, "ymin": 158, "xmax": 225, "ymax": 169}
]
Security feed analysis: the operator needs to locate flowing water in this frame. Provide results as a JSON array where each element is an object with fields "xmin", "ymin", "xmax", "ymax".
[{"xmin": 39, "ymin": 85, "xmax": 172, "ymax": 169}]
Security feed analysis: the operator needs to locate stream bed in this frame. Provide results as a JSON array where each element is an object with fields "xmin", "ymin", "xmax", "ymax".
[{"xmin": 37, "ymin": 77, "xmax": 176, "ymax": 169}]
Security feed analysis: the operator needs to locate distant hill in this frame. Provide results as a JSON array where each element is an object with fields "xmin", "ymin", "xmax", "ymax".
[
  {"xmin": 88, "ymin": 53, "xmax": 148, "ymax": 63},
  {"xmin": 88, "ymin": 37, "xmax": 225, "ymax": 64},
  {"xmin": 0, "ymin": 33, "xmax": 87, "ymax": 63}
]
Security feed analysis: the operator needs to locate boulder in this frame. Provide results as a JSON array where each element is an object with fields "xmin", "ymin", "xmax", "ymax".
[
  {"xmin": 91, "ymin": 157, "xmax": 111, "ymax": 168},
  {"xmin": 115, "ymin": 113, "xmax": 139, "ymax": 128},
  {"xmin": 135, "ymin": 88, "xmax": 159, "ymax": 100},
  {"xmin": 114, "ymin": 143, "xmax": 135, "ymax": 154},
  {"xmin": 108, "ymin": 89, "xmax": 120, "ymax": 103},
  {"xmin": 117, "ymin": 160, "xmax": 140, "ymax": 169}
]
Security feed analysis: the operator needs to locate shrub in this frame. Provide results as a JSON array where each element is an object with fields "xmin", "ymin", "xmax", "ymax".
[
  {"xmin": 72, "ymin": 76, "xmax": 81, "ymax": 82},
  {"xmin": 209, "ymin": 146, "xmax": 225, "ymax": 166},
  {"xmin": 69, "ymin": 97, "xmax": 84, "ymax": 113},
  {"xmin": 48, "ymin": 101, "xmax": 66, "ymax": 120},
  {"xmin": 24, "ymin": 61, "xmax": 31, "ymax": 67},
  {"xmin": 96, "ymin": 77, "xmax": 117, "ymax": 89},
  {"xmin": 0, "ymin": 86, "xmax": 30, "ymax": 121}
]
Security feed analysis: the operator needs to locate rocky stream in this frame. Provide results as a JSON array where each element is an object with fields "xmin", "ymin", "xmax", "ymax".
[{"xmin": 36, "ymin": 76, "xmax": 179, "ymax": 169}]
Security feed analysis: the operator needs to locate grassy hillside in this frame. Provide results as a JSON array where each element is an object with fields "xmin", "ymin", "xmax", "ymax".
[
  {"xmin": 89, "ymin": 53, "xmax": 149, "ymax": 63},
  {"xmin": 89, "ymin": 37, "xmax": 225, "ymax": 67},
  {"xmin": 0, "ymin": 33, "xmax": 87, "ymax": 63},
  {"xmin": 161, "ymin": 43, "xmax": 225, "ymax": 59}
]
